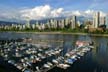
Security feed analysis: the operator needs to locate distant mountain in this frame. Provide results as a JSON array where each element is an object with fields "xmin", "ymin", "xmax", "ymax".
[{"xmin": 0, "ymin": 21, "xmax": 22, "ymax": 26}]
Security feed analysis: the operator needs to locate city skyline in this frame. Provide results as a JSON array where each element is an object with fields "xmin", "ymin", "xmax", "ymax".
[{"xmin": 0, "ymin": 0, "xmax": 108, "ymax": 21}]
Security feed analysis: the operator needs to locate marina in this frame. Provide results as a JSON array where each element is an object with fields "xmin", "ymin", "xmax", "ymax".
[
  {"xmin": 0, "ymin": 33, "xmax": 108, "ymax": 72},
  {"xmin": 0, "ymin": 37, "xmax": 94, "ymax": 72},
  {"xmin": 0, "ymin": 0, "xmax": 108, "ymax": 72}
]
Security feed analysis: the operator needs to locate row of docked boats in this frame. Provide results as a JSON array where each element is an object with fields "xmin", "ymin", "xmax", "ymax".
[
  {"xmin": 42, "ymin": 46, "xmax": 93, "ymax": 70},
  {"xmin": 0, "ymin": 41, "xmax": 63, "ymax": 72},
  {"xmin": 36, "ymin": 41, "xmax": 94, "ymax": 71},
  {"xmin": 0, "ymin": 40, "xmax": 94, "ymax": 72},
  {"xmin": 58, "ymin": 41, "xmax": 94, "ymax": 69}
]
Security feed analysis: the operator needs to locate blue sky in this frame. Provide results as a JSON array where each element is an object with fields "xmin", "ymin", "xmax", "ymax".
[
  {"xmin": 0, "ymin": 0, "xmax": 107, "ymax": 21},
  {"xmin": 0, "ymin": 0, "xmax": 107, "ymax": 11}
]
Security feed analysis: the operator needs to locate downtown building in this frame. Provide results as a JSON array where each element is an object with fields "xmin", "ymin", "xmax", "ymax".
[
  {"xmin": 93, "ymin": 12, "xmax": 100, "ymax": 28},
  {"xmin": 63, "ymin": 16, "xmax": 77, "ymax": 29},
  {"xmin": 100, "ymin": 17, "xmax": 105, "ymax": 25},
  {"xmin": 70, "ymin": 16, "xmax": 76, "ymax": 29},
  {"xmin": 105, "ymin": 14, "xmax": 108, "ymax": 29}
]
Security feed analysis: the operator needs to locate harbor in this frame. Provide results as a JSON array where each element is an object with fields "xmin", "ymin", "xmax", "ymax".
[
  {"xmin": 0, "ymin": 38, "xmax": 94, "ymax": 72},
  {"xmin": 0, "ymin": 33, "xmax": 108, "ymax": 72}
]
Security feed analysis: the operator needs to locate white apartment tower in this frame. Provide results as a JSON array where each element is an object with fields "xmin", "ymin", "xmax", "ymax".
[
  {"xmin": 71, "ymin": 16, "xmax": 76, "ymax": 29},
  {"xmin": 93, "ymin": 12, "xmax": 100, "ymax": 28}
]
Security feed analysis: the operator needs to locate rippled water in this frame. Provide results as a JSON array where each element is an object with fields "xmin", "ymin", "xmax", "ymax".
[{"xmin": 0, "ymin": 32, "xmax": 108, "ymax": 72}]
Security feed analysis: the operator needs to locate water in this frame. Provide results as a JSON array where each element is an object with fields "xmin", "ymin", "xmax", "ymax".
[{"xmin": 0, "ymin": 32, "xmax": 108, "ymax": 72}]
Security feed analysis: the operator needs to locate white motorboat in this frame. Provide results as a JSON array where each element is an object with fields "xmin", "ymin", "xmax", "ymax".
[
  {"xmin": 52, "ymin": 59, "xmax": 59, "ymax": 64},
  {"xmin": 57, "ymin": 63, "xmax": 70, "ymax": 69},
  {"xmin": 47, "ymin": 62, "xmax": 53, "ymax": 66},
  {"xmin": 36, "ymin": 66, "xmax": 40, "ymax": 72},
  {"xmin": 43, "ymin": 64, "xmax": 51, "ymax": 68},
  {"xmin": 21, "ymin": 59, "xmax": 25, "ymax": 63},
  {"xmin": 8, "ymin": 60, "xmax": 15, "ymax": 65}
]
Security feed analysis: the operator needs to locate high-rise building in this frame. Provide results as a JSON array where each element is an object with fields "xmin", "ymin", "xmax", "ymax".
[
  {"xmin": 50, "ymin": 19, "xmax": 54, "ymax": 28},
  {"xmin": 53, "ymin": 20, "xmax": 57, "ymax": 28},
  {"xmin": 46, "ymin": 20, "xmax": 50, "ymax": 29},
  {"xmin": 64, "ymin": 18, "xmax": 69, "ymax": 26},
  {"xmin": 100, "ymin": 17, "xmax": 105, "ymax": 25},
  {"xmin": 70, "ymin": 16, "xmax": 76, "ymax": 29},
  {"xmin": 105, "ymin": 15, "xmax": 108, "ymax": 28},
  {"xmin": 61, "ymin": 19, "xmax": 65, "ymax": 28},
  {"xmin": 93, "ymin": 12, "xmax": 100, "ymax": 28},
  {"xmin": 26, "ymin": 20, "xmax": 30, "ymax": 28}
]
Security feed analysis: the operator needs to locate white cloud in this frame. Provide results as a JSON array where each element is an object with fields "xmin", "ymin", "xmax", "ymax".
[
  {"xmin": 72, "ymin": 11, "xmax": 81, "ymax": 16},
  {"xmin": 84, "ymin": 9, "xmax": 106, "ymax": 17},
  {"xmin": 85, "ymin": 10, "xmax": 95, "ymax": 15},
  {"xmin": 62, "ymin": 10, "xmax": 106, "ymax": 17},
  {"xmin": 20, "ymin": 5, "xmax": 63, "ymax": 20},
  {"xmin": 62, "ymin": 10, "xmax": 82, "ymax": 17},
  {"xmin": 51, "ymin": 8, "xmax": 63, "ymax": 17},
  {"xmin": 0, "ymin": 5, "xmax": 107, "ymax": 21}
]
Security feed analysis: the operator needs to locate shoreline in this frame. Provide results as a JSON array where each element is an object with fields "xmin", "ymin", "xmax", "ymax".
[{"xmin": 0, "ymin": 31, "xmax": 108, "ymax": 37}]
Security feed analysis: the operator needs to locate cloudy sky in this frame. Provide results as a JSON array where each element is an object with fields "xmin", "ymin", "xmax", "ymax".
[{"xmin": 0, "ymin": 0, "xmax": 107, "ymax": 21}]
